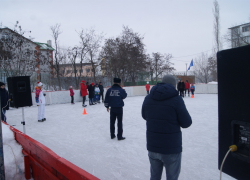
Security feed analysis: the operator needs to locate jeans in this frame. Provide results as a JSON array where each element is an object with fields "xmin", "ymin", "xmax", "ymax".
[
  {"xmin": 71, "ymin": 96, "xmax": 74, "ymax": 103},
  {"xmin": 89, "ymin": 98, "xmax": 94, "ymax": 105},
  {"xmin": 148, "ymin": 151, "xmax": 181, "ymax": 180}
]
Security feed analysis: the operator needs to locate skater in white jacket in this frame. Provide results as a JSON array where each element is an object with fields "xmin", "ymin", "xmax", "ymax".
[{"xmin": 35, "ymin": 82, "xmax": 46, "ymax": 122}]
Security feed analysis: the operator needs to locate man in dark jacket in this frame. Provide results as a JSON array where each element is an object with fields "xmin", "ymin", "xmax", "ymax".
[
  {"xmin": 104, "ymin": 78, "xmax": 127, "ymax": 140},
  {"xmin": 0, "ymin": 82, "xmax": 9, "ymax": 122},
  {"xmin": 99, "ymin": 82, "xmax": 104, "ymax": 102},
  {"xmin": 88, "ymin": 83, "xmax": 95, "ymax": 105},
  {"xmin": 178, "ymin": 80, "xmax": 185, "ymax": 97},
  {"xmin": 141, "ymin": 75, "xmax": 192, "ymax": 180}
]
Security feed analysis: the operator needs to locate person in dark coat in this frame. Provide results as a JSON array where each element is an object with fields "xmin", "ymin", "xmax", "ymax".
[
  {"xmin": 104, "ymin": 78, "xmax": 127, "ymax": 140},
  {"xmin": 177, "ymin": 80, "xmax": 181, "ymax": 96},
  {"xmin": 178, "ymin": 80, "xmax": 185, "ymax": 97},
  {"xmin": 88, "ymin": 83, "xmax": 95, "ymax": 105},
  {"xmin": 0, "ymin": 82, "xmax": 9, "ymax": 122},
  {"xmin": 99, "ymin": 82, "xmax": 104, "ymax": 103},
  {"xmin": 141, "ymin": 75, "xmax": 192, "ymax": 180}
]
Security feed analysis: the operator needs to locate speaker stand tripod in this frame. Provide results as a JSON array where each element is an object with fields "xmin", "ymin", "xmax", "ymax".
[{"xmin": 21, "ymin": 107, "xmax": 26, "ymax": 134}]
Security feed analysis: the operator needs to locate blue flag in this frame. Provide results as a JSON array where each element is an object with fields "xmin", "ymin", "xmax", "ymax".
[{"xmin": 187, "ymin": 59, "xmax": 193, "ymax": 71}]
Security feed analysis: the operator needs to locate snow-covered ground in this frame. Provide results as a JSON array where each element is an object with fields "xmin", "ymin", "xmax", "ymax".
[{"xmin": 3, "ymin": 94, "xmax": 235, "ymax": 180}]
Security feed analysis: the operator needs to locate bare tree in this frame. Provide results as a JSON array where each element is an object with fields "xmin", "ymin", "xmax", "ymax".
[
  {"xmin": 67, "ymin": 46, "xmax": 80, "ymax": 88},
  {"xmin": 100, "ymin": 26, "xmax": 148, "ymax": 86},
  {"xmin": 148, "ymin": 52, "xmax": 175, "ymax": 83},
  {"xmin": 85, "ymin": 29, "xmax": 103, "ymax": 83},
  {"xmin": 193, "ymin": 53, "xmax": 211, "ymax": 83},
  {"xmin": 213, "ymin": 0, "xmax": 222, "ymax": 52},
  {"xmin": 50, "ymin": 24, "xmax": 63, "ymax": 90},
  {"xmin": 76, "ymin": 29, "xmax": 90, "ymax": 79}
]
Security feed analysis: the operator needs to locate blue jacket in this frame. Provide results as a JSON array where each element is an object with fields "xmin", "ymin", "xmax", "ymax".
[
  {"xmin": 104, "ymin": 84, "xmax": 127, "ymax": 108},
  {"xmin": 142, "ymin": 83, "xmax": 192, "ymax": 154}
]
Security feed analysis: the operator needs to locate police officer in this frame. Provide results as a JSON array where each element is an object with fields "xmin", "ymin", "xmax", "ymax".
[{"xmin": 104, "ymin": 78, "xmax": 127, "ymax": 140}]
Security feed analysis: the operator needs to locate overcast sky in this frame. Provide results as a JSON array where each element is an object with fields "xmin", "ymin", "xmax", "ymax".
[{"xmin": 1, "ymin": 0, "xmax": 250, "ymax": 71}]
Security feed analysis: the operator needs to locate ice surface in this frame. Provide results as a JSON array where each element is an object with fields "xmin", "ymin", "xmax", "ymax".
[{"xmin": 4, "ymin": 94, "xmax": 236, "ymax": 180}]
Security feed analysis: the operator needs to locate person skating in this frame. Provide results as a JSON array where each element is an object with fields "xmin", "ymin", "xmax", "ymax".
[
  {"xmin": 88, "ymin": 82, "xmax": 95, "ymax": 105},
  {"xmin": 94, "ymin": 84, "xmax": 100, "ymax": 103},
  {"xmin": 185, "ymin": 80, "xmax": 190, "ymax": 97},
  {"xmin": 145, "ymin": 82, "xmax": 150, "ymax": 95},
  {"xmin": 190, "ymin": 83, "xmax": 195, "ymax": 97},
  {"xmin": 69, "ymin": 86, "xmax": 75, "ymax": 104},
  {"xmin": 177, "ymin": 80, "xmax": 181, "ymax": 96},
  {"xmin": 80, "ymin": 80, "xmax": 88, "ymax": 107},
  {"xmin": 0, "ymin": 82, "xmax": 9, "ymax": 122},
  {"xmin": 35, "ymin": 82, "xmax": 46, "ymax": 122},
  {"xmin": 99, "ymin": 82, "xmax": 104, "ymax": 102},
  {"xmin": 104, "ymin": 78, "xmax": 127, "ymax": 140},
  {"xmin": 142, "ymin": 75, "xmax": 192, "ymax": 180},
  {"xmin": 178, "ymin": 80, "xmax": 185, "ymax": 97}
]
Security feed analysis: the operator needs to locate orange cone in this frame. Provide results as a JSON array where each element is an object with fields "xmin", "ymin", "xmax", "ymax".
[
  {"xmin": 191, "ymin": 94, "xmax": 194, "ymax": 98},
  {"xmin": 82, "ymin": 108, "xmax": 87, "ymax": 115}
]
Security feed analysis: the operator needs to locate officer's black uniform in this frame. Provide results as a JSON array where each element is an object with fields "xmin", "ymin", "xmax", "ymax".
[{"xmin": 104, "ymin": 78, "xmax": 127, "ymax": 140}]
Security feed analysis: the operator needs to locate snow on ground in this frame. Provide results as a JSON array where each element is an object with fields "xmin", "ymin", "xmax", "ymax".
[
  {"xmin": 3, "ymin": 123, "xmax": 27, "ymax": 179},
  {"xmin": 4, "ymin": 94, "xmax": 236, "ymax": 180}
]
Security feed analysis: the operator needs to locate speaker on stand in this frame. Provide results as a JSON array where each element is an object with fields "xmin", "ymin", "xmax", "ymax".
[
  {"xmin": 217, "ymin": 45, "xmax": 250, "ymax": 180},
  {"xmin": 7, "ymin": 76, "xmax": 33, "ymax": 134}
]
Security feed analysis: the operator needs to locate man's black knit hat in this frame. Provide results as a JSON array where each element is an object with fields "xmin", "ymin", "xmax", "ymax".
[
  {"xmin": 0, "ymin": 82, "xmax": 5, "ymax": 87},
  {"xmin": 113, "ymin": 78, "xmax": 121, "ymax": 83}
]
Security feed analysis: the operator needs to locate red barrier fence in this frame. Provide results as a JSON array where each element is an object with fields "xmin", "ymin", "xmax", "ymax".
[{"xmin": 5, "ymin": 123, "xmax": 100, "ymax": 180}]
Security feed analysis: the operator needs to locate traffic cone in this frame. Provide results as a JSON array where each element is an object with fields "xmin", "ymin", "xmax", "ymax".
[
  {"xmin": 191, "ymin": 94, "xmax": 194, "ymax": 98},
  {"xmin": 82, "ymin": 108, "xmax": 87, "ymax": 115}
]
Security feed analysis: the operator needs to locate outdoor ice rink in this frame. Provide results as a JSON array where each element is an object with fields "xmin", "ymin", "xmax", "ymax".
[{"xmin": 6, "ymin": 94, "xmax": 235, "ymax": 180}]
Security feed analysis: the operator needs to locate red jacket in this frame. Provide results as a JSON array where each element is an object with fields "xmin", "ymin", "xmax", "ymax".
[
  {"xmin": 80, "ymin": 80, "xmax": 88, "ymax": 97},
  {"xmin": 185, "ymin": 82, "xmax": 190, "ymax": 89},
  {"xmin": 69, "ymin": 89, "xmax": 74, "ymax": 96},
  {"xmin": 145, "ymin": 84, "xmax": 150, "ymax": 91}
]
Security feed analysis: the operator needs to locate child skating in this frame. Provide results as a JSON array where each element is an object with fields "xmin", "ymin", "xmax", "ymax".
[
  {"xmin": 69, "ymin": 86, "xmax": 75, "ymax": 104},
  {"xmin": 190, "ymin": 83, "xmax": 195, "ymax": 97},
  {"xmin": 94, "ymin": 84, "xmax": 100, "ymax": 103}
]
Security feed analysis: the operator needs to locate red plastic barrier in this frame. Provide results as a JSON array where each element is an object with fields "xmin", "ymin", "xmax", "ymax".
[{"xmin": 5, "ymin": 123, "xmax": 100, "ymax": 180}]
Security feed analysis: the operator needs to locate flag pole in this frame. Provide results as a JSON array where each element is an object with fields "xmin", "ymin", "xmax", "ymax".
[{"xmin": 185, "ymin": 63, "xmax": 187, "ymax": 76}]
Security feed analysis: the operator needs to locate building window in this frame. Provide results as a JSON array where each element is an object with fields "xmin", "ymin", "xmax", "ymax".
[
  {"xmin": 242, "ymin": 25, "xmax": 250, "ymax": 32},
  {"xmin": 86, "ymin": 69, "xmax": 90, "ymax": 73},
  {"xmin": 79, "ymin": 69, "xmax": 83, "ymax": 73}
]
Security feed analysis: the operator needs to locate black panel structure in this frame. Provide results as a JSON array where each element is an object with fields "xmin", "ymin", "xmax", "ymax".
[
  {"xmin": 218, "ymin": 45, "xmax": 250, "ymax": 180},
  {"xmin": 7, "ymin": 76, "xmax": 32, "ymax": 108}
]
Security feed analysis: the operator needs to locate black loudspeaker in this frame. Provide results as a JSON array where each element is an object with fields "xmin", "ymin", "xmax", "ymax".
[
  {"xmin": 218, "ymin": 45, "xmax": 250, "ymax": 180},
  {"xmin": 7, "ymin": 76, "xmax": 32, "ymax": 108}
]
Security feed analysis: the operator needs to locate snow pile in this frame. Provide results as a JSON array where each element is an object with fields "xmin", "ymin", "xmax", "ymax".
[{"xmin": 2, "ymin": 123, "xmax": 27, "ymax": 180}]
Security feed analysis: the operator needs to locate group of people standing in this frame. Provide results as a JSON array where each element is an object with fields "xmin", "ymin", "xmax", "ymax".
[
  {"xmin": 177, "ymin": 80, "xmax": 195, "ymax": 97},
  {"xmin": 76, "ymin": 81, "xmax": 104, "ymax": 107}
]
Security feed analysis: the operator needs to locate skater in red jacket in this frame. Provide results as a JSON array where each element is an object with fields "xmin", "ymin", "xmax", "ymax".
[
  {"xmin": 145, "ymin": 82, "xmax": 150, "ymax": 95},
  {"xmin": 184, "ymin": 80, "xmax": 190, "ymax": 97},
  {"xmin": 69, "ymin": 86, "xmax": 75, "ymax": 104},
  {"xmin": 80, "ymin": 80, "xmax": 88, "ymax": 107}
]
